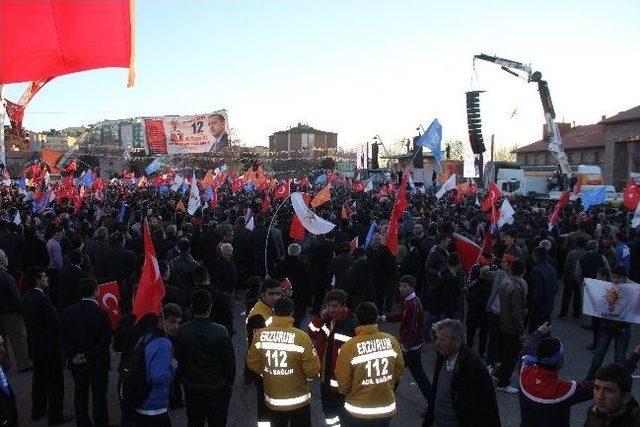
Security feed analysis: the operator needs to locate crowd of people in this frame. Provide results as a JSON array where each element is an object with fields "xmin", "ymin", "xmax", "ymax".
[{"xmin": 0, "ymin": 166, "xmax": 638, "ymax": 426}]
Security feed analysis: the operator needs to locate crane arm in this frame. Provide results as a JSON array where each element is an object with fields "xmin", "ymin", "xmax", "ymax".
[{"xmin": 474, "ymin": 53, "xmax": 572, "ymax": 176}]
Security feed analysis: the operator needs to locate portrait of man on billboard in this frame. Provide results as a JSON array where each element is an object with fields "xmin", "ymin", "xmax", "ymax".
[{"xmin": 208, "ymin": 113, "xmax": 229, "ymax": 151}]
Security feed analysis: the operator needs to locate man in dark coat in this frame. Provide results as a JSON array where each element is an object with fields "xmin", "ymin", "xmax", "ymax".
[
  {"xmin": 99, "ymin": 231, "xmax": 136, "ymax": 286},
  {"xmin": 367, "ymin": 233, "xmax": 396, "ymax": 312},
  {"xmin": 167, "ymin": 237, "xmax": 200, "ymax": 308},
  {"xmin": 209, "ymin": 242, "xmax": 238, "ymax": 295},
  {"xmin": 308, "ymin": 234, "xmax": 335, "ymax": 313},
  {"xmin": 527, "ymin": 247, "xmax": 558, "ymax": 332},
  {"xmin": 274, "ymin": 243, "xmax": 310, "ymax": 327},
  {"xmin": 344, "ymin": 248, "xmax": 373, "ymax": 310},
  {"xmin": 21, "ymin": 267, "xmax": 73, "ymax": 424},
  {"xmin": 327, "ymin": 242, "xmax": 353, "ymax": 291},
  {"xmin": 56, "ymin": 250, "xmax": 89, "ymax": 314},
  {"xmin": 61, "ymin": 277, "xmax": 112, "ymax": 427},
  {"xmin": 425, "ymin": 318, "xmax": 500, "ymax": 427}
]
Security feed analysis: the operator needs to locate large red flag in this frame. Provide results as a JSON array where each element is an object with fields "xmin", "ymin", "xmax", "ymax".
[
  {"xmin": 623, "ymin": 180, "xmax": 640, "ymax": 211},
  {"xmin": 97, "ymin": 281, "xmax": 122, "ymax": 329},
  {"xmin": 0, "ymin": 0, "xmax": 135, "ymax": 86},
  {"xmin": 453, "ymin": 234, "xmax": 482, "ymax": 275},
  {"xmin": 132, "ymin": 221, "xmax": 165, "ymax": 322},
  {"xmin": 261, "ymin": 194, "xmax": 271, "ymax": 213},
  {"xmin": 290, "ymin": 215, "xmax": 306, "ymax": 240},
  {"xmin": 548, "ymin": 191, "xmax": 570, "ymax": 232},
  {"xmin": 385, "ymin": 175, "xmax": 409, "ymax": 256}
]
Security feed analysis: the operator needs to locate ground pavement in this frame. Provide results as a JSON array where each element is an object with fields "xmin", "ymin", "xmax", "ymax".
[{"xmin": 8, "ymin": 291, "xmax": 640, "ymax": 427}]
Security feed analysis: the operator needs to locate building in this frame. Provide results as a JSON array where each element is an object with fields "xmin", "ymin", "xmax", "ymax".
[
  {"xmin": 269, "ymin": 123, "xmax": 337, "ymax": 158},
  {"xmin": 602, "ymin": 106, "xmax": 640, "ymax": 188},
  {"xmin": 514, "ymin": 123, "xmax": 605, "ymax": 170},
  {"xmin": 514, "ymin": 105, "xmax": 640, "ymax": 187}
]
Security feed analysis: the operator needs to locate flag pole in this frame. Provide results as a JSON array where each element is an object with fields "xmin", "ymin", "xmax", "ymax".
[
  {"xmin": 264, "ymin": 194, "xmax": 291, "ymax": 276},
  {"xmin": 0, "ymin": 85, "xmax": 6, "ymax": 169}
]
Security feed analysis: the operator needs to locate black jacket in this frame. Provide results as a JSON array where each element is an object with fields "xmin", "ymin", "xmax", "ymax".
[
  {"xmin": 56, "ymin": 264, "xmax": 89, "ymax": 313},
  {"xmin": 345, "ymin": 259, "xmax": 373, "ymax": 310},
  {"xmin": 21, "ymin": 287, "xmax": 62, "ymax": 360},
  {"xmin": 167, "ymin": 253, "xmax": 199, "ymax": 305},
  {"xmin": 174, "ymin": 318, "xmax": 236, "ymax": 390},
  {"xmin": 584, "ymin": 397, "xmax": 640, "ymax": 427},
  {"xmin": 275, "ymin": 255, "xmax": 311, "ymax": 306},
  {"xmin": 527, "ymin": 261, "xmax": 557, "ymax": 320},
  {"xmin": 0, "ymin": 268, "xmax": 21, "ymax": 315},
  {"xmin": 425, "ymin": 347, "xmax": 501, "ymax": 427},
  {"xmin": 61, "ymin": 299, "xmax": 112, "ymax": 370},
  {"xmin": 209, "ymin": 256, "xmax": 238, "ymax": 294},
  {"xmin": 99, "ymin": 246, "xmax": 137, "ymax": 285}
]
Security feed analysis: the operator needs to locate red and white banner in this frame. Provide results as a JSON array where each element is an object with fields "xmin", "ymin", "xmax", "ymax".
[
  {"xmin": 583, "ymin": 278, "xmax": 640, "ymax": 324},
  {"xmin": 145, "ymin": 111, "xmax": 229, "ymax": 155}
]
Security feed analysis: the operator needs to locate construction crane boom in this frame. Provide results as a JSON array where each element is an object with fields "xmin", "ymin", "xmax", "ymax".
[{"xmin": 474, "ymin": 53, "xmax": 571, "ymax": 176}]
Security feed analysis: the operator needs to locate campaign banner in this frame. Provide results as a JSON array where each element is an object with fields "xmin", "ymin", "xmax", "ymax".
[
  {"xmin": 144, "ymin": 111, "xmax": 229, "ymax": 154},
  {"xmin": 583, "ymin": 278, "xmax": 640, "ymax": 324}
]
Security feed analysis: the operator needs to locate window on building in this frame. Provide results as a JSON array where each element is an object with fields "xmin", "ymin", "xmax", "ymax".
[
  {"xmin": 594, "ymin": 150, "xmax": 601, "ymax": 163},
  {"xmin": 301, "ymin": 133, "xmax": 315, "ymax": 150}
]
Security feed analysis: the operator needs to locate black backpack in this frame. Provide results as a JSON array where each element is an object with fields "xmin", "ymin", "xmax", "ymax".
[{"xmin": 119, "ymin": 332, "xmax": 161, "ymax": 413}]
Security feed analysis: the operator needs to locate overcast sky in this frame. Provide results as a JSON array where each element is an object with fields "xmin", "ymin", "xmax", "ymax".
[{"xmin": 4, "ymin": 0, "xmax": 639, "ymax": 151}]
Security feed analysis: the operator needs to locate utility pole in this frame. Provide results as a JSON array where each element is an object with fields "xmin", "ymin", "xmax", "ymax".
[
  {"xmin": 490, "ymin": 134, "xmax": 495, "ymax": 163},
  {"xmin": 0, "ymin": 85, "xmax": 5, "ymax": 169}
]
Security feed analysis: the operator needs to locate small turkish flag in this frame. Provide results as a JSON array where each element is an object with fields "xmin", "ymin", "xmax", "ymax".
[
  {"xmin": 274, "ymin": 180, "xmax": 290, "ymax": 199},
  {"xmin": 97, "ymin": 281, "xmax": 122, "ymax": 329},
  {"xmin": 352, "ymin": 181, "xmax": 365, "ymax": 193}
]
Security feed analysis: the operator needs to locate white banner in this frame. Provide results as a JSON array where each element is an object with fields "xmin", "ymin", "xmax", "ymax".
[
  {"xmin": 144, "ymin": 111, "xmax": 229, "ymax": 154},
  {"xmin": 291, "ymin": 192, "xmax": 335, "ymax": 235},
  {"xmin": 583, "ymin": 278, "xmax": 640, "ymax": 324}
]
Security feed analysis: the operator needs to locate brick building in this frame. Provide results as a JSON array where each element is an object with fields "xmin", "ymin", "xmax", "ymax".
[
  {"xmin": 602, "ymin": 106, "xmax": 640, "ymax": 188},
  {"xmin": 514, "ymin": 105, "xmax": 640, "ymax": 187},
  {"xmin": 269, "ymin": 123, "xmax": 337, "ymax": 158}
]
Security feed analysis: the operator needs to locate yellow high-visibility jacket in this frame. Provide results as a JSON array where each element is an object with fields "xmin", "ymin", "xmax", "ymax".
[
  {"xmin": 247, "ymin": 316, "xmax": 321, "ymax": 411},
  {"xmin": 334, "ymin": 324, "xmax": 404, "ymax": 419}
]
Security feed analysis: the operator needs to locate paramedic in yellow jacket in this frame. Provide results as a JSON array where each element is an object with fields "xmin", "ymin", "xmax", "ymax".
[
  {"xmin": 335, "ymin": 302, "xmax": 405, "ymax": 427},
  {"xmin": 248, "ymin": 297, "xmax": 321, "ymax": 427}
]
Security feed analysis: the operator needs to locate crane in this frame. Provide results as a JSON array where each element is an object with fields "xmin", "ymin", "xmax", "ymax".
[{"xmin": 473, "ymin": 53, "xmax": 571, "ymax": 177}]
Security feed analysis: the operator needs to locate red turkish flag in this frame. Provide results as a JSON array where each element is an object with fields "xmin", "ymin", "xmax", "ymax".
[
  {"xmin": 453, "ymin": 234, "xmax": 482, "ymax": 276},
  {"xmin": 623, "ymin": 180, "xmax": 640, "ymax": 211},
  {"xmin": 481, "ymin": 182, "xmax": 502, "ymax": 212},
  {"xmin": 0, "ymin": 0, "xmax": 135, "ymax": 85},
  {"xmin": 548, "ymin": 191, "xmax": 570, "ymax": 232},
  {"xmin": 261, "ymin": 194, "xmax": 271, "ymax": 213},
  {"xmin": 385, "ymin": 174, "xmax": 409, "ymax": 256},
  {"xmin": 274, "ymin": 180, "xmax": 290, "ymax": 199},
  {"xmin": 97, "ymin": 281, "xmax": 122, "ymax": 329},
  {"xmin": 290, "ymin": 215, "xmax": 306, "ymax": 240},
  {"xmin": 132, "ymin": 221, "xmax": 165, "ymax": 322},
  {"xmin": 352, "ymin": 181, "xmax": 365, "ymax": 193}
]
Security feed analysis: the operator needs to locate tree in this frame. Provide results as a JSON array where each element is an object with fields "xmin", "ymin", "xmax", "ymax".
[{"xmin": 493, "ymin": 145, "xmax": 518, "ymax": 162}]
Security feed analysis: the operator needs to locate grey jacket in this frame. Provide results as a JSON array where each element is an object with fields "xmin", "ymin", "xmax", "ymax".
[
  {"xmin": 562, "ymin": 247, "xmax": 587, "ymax": 283},
  {"xmin": 485, "ymin": 269, "xmax": 509, "ymax": 315},
  {"xmin": 499, "ymin": 276, "xmax": 528, "ymax": 335}
]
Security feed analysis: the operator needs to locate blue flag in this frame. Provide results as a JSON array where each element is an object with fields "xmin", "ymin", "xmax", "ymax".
[
  {"xmin": 315, "ymin": 173, "xmax": 327, "ymax": 185},
  {"xmin": 145, "ymin": 158, "xmax": 161, "ymax": 175},
  {"xmin": 365, "ymin": 221, "xmax": 377, "ymax": 247},
  {"xmin": 32, "ymin": 189, "xmax": 51, "ymax": 213},
  {"xmin": 581, "ymin": 186, "xmax": 606, "ymax": 210},
  {"xmin": 244, "ymin": 182, "xmax": 255, "ymax": 193},
  {"xmin": 181, "ymin": 181, "xmax": 189, "ymax": 194},
  {"xmin": 158, "ymin": 185, "xmax": 169, "ymax": 196},
  {"xmin": 81, "ymin": 170, "xmax": 94, "ymax": 187},
  {"xmin": 204, "ymin": 185, "xmax": 213, "ymax": 202},
  {"xmin": 116, "ymin": 202, "xmax": 126, "ymax": 223},
  {"xmin": 18, "ymin": 176, "xmax": 26, "ymax": 191},
  {"xmin": 416, "ymin": 118, "xmax": 443, "ymax": 163}
]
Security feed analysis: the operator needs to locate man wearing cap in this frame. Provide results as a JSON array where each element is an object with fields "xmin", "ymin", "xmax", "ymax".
[{"xmin": 519, "ymin": 321, "xmax": 593, "ymax": 426}]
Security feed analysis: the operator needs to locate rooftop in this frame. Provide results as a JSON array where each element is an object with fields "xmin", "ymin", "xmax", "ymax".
[
  {"xmin": 599, "ymin": 105, "xmax": 640, "ymax": 125},
  {"xmin": 513, "ymin": 123, "xmax": 605, "ymax": 154}
]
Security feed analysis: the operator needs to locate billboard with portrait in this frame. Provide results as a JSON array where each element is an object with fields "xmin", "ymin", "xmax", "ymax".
[{"xmin": 144, "ymin": 110, "xmax": 229, "ymax": 154}]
